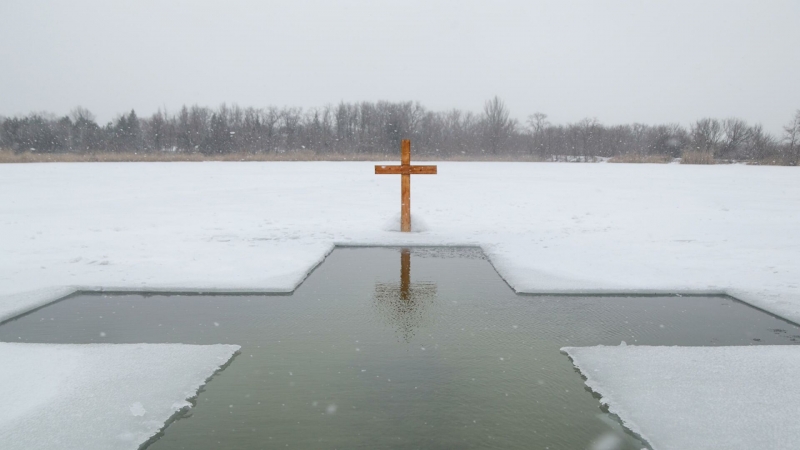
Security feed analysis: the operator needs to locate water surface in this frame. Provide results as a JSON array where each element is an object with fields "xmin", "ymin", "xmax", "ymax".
[{"xmin": 2, "ymin": 247, "xmax": 798, "ymax": 450}]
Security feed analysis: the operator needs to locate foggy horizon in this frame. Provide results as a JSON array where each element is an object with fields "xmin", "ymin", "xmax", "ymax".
[{"xmin": 2, "ymin": 0, "xmax": 799, "ymax": 135}]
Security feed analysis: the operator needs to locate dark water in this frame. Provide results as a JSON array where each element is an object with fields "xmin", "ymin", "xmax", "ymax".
[{"xmin": 2, "ymin": 247, "xmax": 799, "ymax": 450}]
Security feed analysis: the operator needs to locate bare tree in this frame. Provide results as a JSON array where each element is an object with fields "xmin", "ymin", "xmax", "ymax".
[
  {"xmin": 720, "ymin": 118, "xmax": 752, "ymax": 160},
  {"xmin": 747, "ymin": 124, "xmax": 777, "ymax": 161},
  {"xmin": 69, "ymin": 106, "xmax": 95, "ymax": 124},
  {"xmin": 68, "ymin": 107, "xmax": 99, "ymax": 153},
  {"xmin": 482, "ymin": 96, "xmax": 516, "ymax": 154},
  {"xmin": 574, "ymin": 117, "xmax": 600, "ymax": 160},
  {"xmin": 525, "ymin": 112, "xmax": 549, "ymax": 156},
  {"xmin": 526, "ymin": 112, "xmax": 549, "ymax": 133},
  {"xmin": 690, "ymin": 118, "xmax": 723, "ymax": 156},
  {"xmin": 783, "ymin": 110, "xmax": 800, "ymax": 165}
]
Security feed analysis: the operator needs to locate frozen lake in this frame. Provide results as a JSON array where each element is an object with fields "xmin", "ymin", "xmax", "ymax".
[{"xmin": 2, "ymin": 247, "xmax": 798, "ymax": 449}]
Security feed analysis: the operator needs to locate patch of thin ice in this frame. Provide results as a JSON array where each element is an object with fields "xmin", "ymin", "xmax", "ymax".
[
  {"xmin": 0, "ymin": 343, "xmax": 239, "ymax": 450},
  {"xmin": 562, "ymin": 345, "xmax": 800, "ymax": 450}
]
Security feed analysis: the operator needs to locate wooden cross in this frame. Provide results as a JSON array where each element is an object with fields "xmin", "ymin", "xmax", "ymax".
[{"xmin": 375, "ymin": 139, "xmax": 437, "ymax": 232}]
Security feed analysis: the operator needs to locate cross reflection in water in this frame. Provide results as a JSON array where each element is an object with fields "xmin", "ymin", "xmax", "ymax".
[{"xmin": 373, "ymin": 248, "xmax": 437, "ymax": 341}]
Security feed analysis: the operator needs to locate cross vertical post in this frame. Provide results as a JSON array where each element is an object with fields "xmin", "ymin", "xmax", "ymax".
[
  {"xmin": 375, "ymin": 139, "xmax": 437, "ymax": 232},
  {"xmin": 400, "ymin": 140, "xmax": 411, "ymax": 232}
]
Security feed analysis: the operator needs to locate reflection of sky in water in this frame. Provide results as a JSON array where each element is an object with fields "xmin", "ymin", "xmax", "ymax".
[
  {"xmin": 373, "ymin": 249, "xmax": 437, "ymax": 341},
  {"xmin": 1, "ymin": 247, "xmax": 798, "ymax": 450}
]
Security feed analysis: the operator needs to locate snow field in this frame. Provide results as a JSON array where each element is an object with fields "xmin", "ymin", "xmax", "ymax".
[{"xmin": 1, "ymin": 162, "xmax": 798, "ymax": 323}]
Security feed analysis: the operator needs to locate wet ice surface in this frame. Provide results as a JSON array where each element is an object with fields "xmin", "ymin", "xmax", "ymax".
[{"xmin": 2, "ymin": 247, "xmax": 799, "ymax": 450}]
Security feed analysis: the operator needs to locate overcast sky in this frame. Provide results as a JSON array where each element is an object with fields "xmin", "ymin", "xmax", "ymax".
[{"xmin": 1, "ymin": 0, "xmax": 798, "ymax": 134}]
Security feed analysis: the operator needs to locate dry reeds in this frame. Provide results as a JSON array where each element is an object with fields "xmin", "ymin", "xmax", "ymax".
[
  {"xmin": 608, "ymin": 154, "xmax": 672, "ymax": 164},
  {"xmin": 680, "ymin": 150, "xmax": 715, "ymax": 165},
  {"xmin": 750, "ymin": 156, "xmax": 799, "ymax": 166},
  {"xmin": 0, "ymin": 149, "xmax": 363, "ymax": 163},
  {"xmin": 0, "ymin": 149, "xmax": 548, "ymax": 164}
]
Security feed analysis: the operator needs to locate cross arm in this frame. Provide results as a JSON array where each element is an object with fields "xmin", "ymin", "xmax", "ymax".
[{"xmin": 375, "ymin": 165, "xmax": 438, "ymax": 175}]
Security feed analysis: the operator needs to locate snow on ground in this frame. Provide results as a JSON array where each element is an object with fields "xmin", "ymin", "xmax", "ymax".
[
  {"xmin": 1, "ymin": 162, "xmax": 798, "ymax": 322},
  {"xmin": 0, "ymin": 342, "xmax": 239, "ymax": 450},
  {"xmin": 562, "ymin": 345, "xmax": 800, "ymax": 450}
]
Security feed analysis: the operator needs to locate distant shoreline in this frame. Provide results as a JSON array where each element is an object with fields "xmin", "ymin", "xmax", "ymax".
[{"xmin": 2, "ymin": 149, "xmax": 792, "ymax": 165}]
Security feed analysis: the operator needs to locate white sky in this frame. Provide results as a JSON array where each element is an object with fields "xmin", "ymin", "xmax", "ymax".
[{"xmin": 1, "ymin": 0, "xmax": 798, "ymax": 134}]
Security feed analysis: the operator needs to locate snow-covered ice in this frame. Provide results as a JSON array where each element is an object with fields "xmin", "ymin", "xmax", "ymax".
[
  {"xmin": 563, "ymin": 345, "xmax": 800, "ymax": 450},
  {"xmin": 1, "ymin": 162, "xmax": 798, "ymax": 322},
  {"xmin": 0, "ymin": 343, "xmax": 239, "ymax": 450}
]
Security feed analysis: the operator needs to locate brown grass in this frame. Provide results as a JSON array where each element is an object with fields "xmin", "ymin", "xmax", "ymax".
[
  {"xmin": 0, "ymin": 149, "xmax": 550, "ymax": 164},
  {"xmin": 749, "ymin": 156, "xmax": 799, "ymax": 166},
  {"xmin": 0, "ymin": 149, "xmax": 358, "ymax": 163},
  {"xmin": 608, "ymin": 154, "xmax": 672, "ymax": 164},
  {"xmin": 680, "ymin": 150, "xmax": 715, "ymax": 165}
]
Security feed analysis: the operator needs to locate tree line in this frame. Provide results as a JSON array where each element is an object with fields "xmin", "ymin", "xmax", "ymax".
[{"xmin": 1, "ymin": 98, "xmax": 798, "ymax": 164}]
